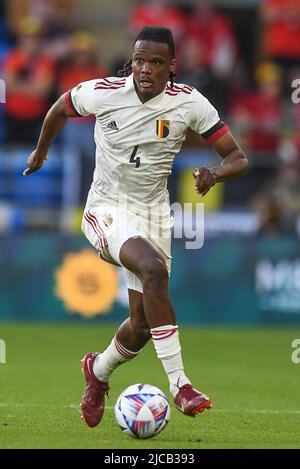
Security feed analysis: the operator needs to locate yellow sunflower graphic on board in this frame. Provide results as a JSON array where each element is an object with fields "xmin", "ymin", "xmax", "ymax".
[{"xmin": 55, "ymin": 249, "xmax": 118, "ymax": 318}]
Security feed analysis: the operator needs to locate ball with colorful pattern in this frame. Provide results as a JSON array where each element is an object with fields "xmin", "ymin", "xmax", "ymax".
[{"xmin": 114, "ymin": 384, "xmax": 170, "ymax": 439}]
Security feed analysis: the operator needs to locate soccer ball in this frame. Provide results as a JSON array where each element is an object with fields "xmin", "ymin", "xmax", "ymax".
[{"xmin": 114, "ymin": 383, "xmax": 170, "ymax": 439}]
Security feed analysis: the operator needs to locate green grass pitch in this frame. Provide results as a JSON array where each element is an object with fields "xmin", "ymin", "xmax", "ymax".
[{"xmin": 0, "ymin": 324, "xmax": 300, "ymax": 449}]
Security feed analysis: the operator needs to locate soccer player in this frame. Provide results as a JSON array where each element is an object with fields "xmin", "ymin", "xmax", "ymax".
[{"xmin": 24, "ymin": 26, "xmax": 248, "ymax": 427}]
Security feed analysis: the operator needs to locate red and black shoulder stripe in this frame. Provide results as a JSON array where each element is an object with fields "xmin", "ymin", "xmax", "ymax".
[
  {"xmin": 201, "ymin": 120, "xmax": 230, "ymax": 144},
  {"xmin": 65, "ymin": 89, "xmax": 83, "ymax": 117}
]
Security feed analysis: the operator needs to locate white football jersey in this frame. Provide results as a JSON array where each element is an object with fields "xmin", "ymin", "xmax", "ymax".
[{"xmin": 66, "ymin": 74, "xmax": 229, "ymax": 210}]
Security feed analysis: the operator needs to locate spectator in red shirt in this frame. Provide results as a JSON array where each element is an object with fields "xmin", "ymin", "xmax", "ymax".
[
  {"xmin": 186, "ymin": 0, "xmax": 238, "ymax": 78},
  {"xmin": 185, "ymin": 0, "xmax": 238, "ymax": 113},
  {"xmin": 58, "ymin": 32, "xmax": 109, "ymax": 202},
  {"xmin": 4, "ymin": 16, "xmax": 55, "ymax": 144},
  {"xmin": 30, "ymin": 0, "xmax": 72, "ymax": 62},
  {"xmin": 261, "ymin": 0, "xmax": 300, "ymax": 65},
  {"xmin": 129, "ymin": 0, "xmax": 185, "ymax": 42},
  {"xmin": 177, "ymin": 38, "xmax": 214, "ymax": 98},
  {"xmin": 58, "ymin": 31, "xmax": 108, "ymax": 94},
  {"xmin": 230, "ymin": 62, "xmax": 283, "ymax": 156}
]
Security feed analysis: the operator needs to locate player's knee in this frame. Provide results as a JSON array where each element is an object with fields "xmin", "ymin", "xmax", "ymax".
[{"xmin": 139, "ymin": 257, "xmax": 168, "ymax": 291}]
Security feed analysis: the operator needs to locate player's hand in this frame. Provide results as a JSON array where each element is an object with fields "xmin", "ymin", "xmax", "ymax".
[
  {"xmin": 192, "ymin": 167, "xmax": 217, "ymax": 197},
  {"xmin": 23, "ymin": 150, "xmax": 48, "ymax": 176}
]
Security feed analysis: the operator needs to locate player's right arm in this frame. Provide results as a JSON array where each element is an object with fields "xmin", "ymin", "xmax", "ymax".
[
  {"xmin": 23, "ymin": 93, "xmax": 78, "ymax": 176},
  {"xmin": 23, "ymin": 92, "xmax": 80, "ymax": 176}
]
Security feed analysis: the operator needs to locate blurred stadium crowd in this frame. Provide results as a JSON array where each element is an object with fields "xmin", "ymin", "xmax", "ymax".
[{"xmin": 0, "ymin": 0, "xmax": 300, "ymax": 237}]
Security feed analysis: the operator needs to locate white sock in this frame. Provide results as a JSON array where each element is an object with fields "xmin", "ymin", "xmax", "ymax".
[
  {"xmin": 150, "ymin": 325, "xmax": 191, "ymax": 397},
  {"xmin": 93, "ymin": 336, "xmax": 139, "ymax": 382}
]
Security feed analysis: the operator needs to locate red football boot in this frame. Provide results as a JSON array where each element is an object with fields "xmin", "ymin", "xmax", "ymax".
[
  {"xmin": 174, "ymin": 384, "xmax": 212, "ymax": 416},
  {"xmin": 80, "ymin": 352, "xmax": 109, "ymax": 428}
]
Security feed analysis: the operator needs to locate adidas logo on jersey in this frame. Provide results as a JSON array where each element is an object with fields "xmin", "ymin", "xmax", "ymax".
[{"xmin": 107, "ymin": 120, "xmax": 119, "ymax": 131}]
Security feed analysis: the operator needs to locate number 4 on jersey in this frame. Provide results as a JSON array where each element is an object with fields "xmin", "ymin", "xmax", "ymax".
[{"xmin": 129, "ymin": 145, "xmax": 140, "ymax": 168}]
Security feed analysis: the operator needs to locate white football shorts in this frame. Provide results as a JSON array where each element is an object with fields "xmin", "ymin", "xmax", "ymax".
[{"xmin": 81, "ymin": 201, "xmax": 172, "ymax": 293}]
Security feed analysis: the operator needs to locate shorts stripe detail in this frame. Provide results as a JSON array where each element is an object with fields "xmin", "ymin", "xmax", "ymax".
[
  {"xmin": 84, "ymin": 212, "xmax": 104, "ymax": 246},
  {"xmin": 84, "ymin": 213, "xmax": 105, "ymax": 250},
  {"xmin": 87, "ymin": 211, "xmax": 108, "ymax": 247},
  {"xmin": 114, "ymin": 337, "xmax": 139, "ymax": 359},
  {"xmin": 84, "ymin": 212, "xmax": 107, "ymax": 250}
]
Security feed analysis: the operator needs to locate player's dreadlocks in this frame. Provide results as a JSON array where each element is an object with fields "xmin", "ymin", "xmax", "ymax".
[{"xmin": 118, "ymin": 26, "xmax": 176, "ymax": 88}]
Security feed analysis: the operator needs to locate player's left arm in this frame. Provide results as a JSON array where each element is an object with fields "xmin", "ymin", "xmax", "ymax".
[{"xmin": 193, "ymin": 130, "xmax": 248, "ymax": 197}]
